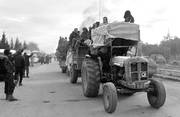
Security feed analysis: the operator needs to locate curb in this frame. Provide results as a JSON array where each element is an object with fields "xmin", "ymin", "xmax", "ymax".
[{"xmin": 153, "ymin": 74, "xmax": 180, "ymax": 82}]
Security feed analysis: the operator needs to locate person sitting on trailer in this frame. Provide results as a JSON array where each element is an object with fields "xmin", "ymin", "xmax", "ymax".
[
  {"xmin": 103, "ymin": 17, "xmax": 108, "ymax": 24},
  {"xmin": 80, "ymin": 27, "xmax": 89, "ymax": 43},
  {"xmin": 124, "ymin": 10, "xmax": 134, "ymax": 23},
  {"xmin": 69, "ymin": 28, "xmax": 80, "ymax": 50}
]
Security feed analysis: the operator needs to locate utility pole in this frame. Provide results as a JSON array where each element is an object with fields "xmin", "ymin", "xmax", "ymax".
[
  {"xmin": 98, "ymin": 0, "xmax": 101, "ymax": 22},
  {"xmin": 98, "ymin": 0, "xmax": 104, "ymax": 22},
  {"xmin": 164, "ymin": 28, "xmax": 173, "ymax": 40}
]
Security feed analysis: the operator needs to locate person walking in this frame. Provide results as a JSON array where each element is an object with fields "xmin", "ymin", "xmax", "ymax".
[
  {"xmin": 3, "ymin": 49, "xmax": 18, "ymax": 101},
  {"xmin": 14, "ymin": 50, "xmax": 25, "ymax": 86},
  {"xmin": 23, "ymin": 52, "xmax": 33, "ymax": 78}
]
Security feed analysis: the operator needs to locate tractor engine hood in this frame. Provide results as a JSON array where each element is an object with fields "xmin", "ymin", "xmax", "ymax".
[{"xmin": 111, "ymin": 56, "xmax": 148, "ymax": 67}]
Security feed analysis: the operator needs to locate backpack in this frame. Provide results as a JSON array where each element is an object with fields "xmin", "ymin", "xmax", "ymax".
[{"xmin": 0, "ymin": 56, "xmax": 7, "ymax": 81}]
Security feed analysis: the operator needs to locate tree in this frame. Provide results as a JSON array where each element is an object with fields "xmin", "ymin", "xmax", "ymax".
[
  {"xmin": 14, "ymin": 37, "xmax": 22, "ymax": 50},
  {"xmin": 1, "ymin": 32, "xmax": 6, "ymax": 44},
  {"xmin": 0, "ymin": 32, "xmax": 9, "ymax": 49},
  {"xmin": 160, "ymin": 37, "xmax": 180, "ymax": 58},
  {"xmin": 142, "ymin": 43, "xmax": 160, "ymax": 56},
  {"xmin": 10, "ymin": 38, "xmax": 14, "ymax": 49},
  {"xmin": 27, "ymin": 42, "xmax": 39, "ymax": 51},
  {"xmin": 23, "ymin": 41, "xmax": 27, "ymax": 49},
  {"xmin": 142, "ymin": 36, "xmax": 180, "ymax": 61}
]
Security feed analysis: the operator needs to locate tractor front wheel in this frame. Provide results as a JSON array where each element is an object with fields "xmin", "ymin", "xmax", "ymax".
[
  {"xmin": 103, "ymin": 82, "xmax": 118, "ymax": 113},
  {"xmin": 147, "ymin": 79, "xmax": 166, "ymax": 108}
]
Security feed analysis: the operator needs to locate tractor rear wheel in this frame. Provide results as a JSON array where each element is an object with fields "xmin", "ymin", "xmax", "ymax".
[
  {"xmin": 81, "ymin": 58, "xmax": 100, "ymax": 97},
  {"xmin": 61, "ymin": 67, "xmax": 66, "ymax": 73}
]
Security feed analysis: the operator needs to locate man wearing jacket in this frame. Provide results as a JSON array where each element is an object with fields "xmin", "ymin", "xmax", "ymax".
[
  {"xmin": 23, "ymin": 52, "xmax": 33, "ymax": 78},
  {"xmin": 69, "ymin": 28, "xmax": 80, "ymax": 49},
  {"xmin": 14, "ymin": 50, "xmax": 25, "ymax": 86},
  {"xmin": 3, "ymin": 49, "xmax": 18, "ymax": 101}
]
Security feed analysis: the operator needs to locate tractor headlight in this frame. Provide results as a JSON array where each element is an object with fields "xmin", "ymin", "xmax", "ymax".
[{"xmin": 141, "ymin": 72, "xmax": 147, "ymax": 77}]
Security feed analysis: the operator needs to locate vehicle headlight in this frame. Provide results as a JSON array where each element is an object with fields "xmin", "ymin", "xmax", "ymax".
[{"xmin": 141, "ymin": 72, "xmax": 147, "ymax": 77}]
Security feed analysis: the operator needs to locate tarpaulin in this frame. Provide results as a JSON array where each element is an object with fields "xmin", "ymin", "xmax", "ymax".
[{"xmin": 91, "ymin": 22, "xmax": 140, "ymax": 48}]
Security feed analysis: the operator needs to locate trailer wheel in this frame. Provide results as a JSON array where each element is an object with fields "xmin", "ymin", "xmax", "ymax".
[
  {"xmin": 61, "ymin": 67, "xmax": 66, "ymax": 73},
  {"xmin": 70, "ymin": 64, "xmax": 78, "ymax": 83},
  {"xmin": 81, "ymin": 58, "xmax": 100, "ymax": 97},
  {"xmin": 103, "ymin": 82, "xmax": 118, "ymax": 113},
  {"xmin": 147, "ymin": 79, "xmax": 166, "ymax": 108}
]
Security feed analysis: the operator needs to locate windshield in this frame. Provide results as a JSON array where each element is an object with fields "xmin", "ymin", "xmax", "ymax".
[{"xmin": 127, "ymin": 46, "xmax": 137, "ymax": 56}]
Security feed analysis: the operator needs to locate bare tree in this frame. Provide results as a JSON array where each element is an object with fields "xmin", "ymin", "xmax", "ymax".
[{"xmin": 27, "ymin": 42, "xmax": 39, "ymax": 51}]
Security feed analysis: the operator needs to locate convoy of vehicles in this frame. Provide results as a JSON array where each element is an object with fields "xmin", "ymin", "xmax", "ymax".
[{"xmin": 58, "ymin": 22, "xmax": 166, "ymax": 113}]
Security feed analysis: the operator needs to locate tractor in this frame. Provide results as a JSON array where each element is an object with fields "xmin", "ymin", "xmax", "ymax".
[{"xmin": 81, "ymin": 22, "xmax": 166, "ymax": 113}]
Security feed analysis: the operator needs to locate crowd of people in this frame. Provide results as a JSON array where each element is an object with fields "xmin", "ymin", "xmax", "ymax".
[
  {"xmin": 69, "ymin": 10, "xmax": 134, "ymax": 49},
  {"xmin": 39, "ymin": 54, "xmax": 52, "ymax": 64},
  {"xmin": 69, "ymin": 17, "xmax": 109, "ymax": 46},
  {"xmin": 0, "ymin": 49, "xmax": 25, "ymax": 101},
  {"xmin": 0, "ymin": 49, "xmax": 53, "ymax": 101}
]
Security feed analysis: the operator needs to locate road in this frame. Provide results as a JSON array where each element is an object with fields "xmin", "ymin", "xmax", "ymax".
[{"xmin": 0, "ymin": 62, "xmax": 180, "ymax": 117}]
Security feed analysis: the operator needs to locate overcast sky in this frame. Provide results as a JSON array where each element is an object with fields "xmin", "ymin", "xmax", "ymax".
[{"xmin": 0, "ymin": 0, "xmax": 179, "ymax": 53}]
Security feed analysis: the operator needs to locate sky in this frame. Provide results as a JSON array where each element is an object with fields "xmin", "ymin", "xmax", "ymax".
[{"xmin": 0, "ymin": 0, "xmax": 179, "ymax": 53}]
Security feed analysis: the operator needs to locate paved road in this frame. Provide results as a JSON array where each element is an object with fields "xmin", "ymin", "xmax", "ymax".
[{"xmin": 0, "ymin": 62, "xmax": 180, "ymax": 117}]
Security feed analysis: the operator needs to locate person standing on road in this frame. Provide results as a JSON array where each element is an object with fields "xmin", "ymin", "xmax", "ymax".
[
  {"xmin": 23, "ymin": 52, "xmax": 33, "ymax": 78},
  {"xmin": 3, "ymin": 49, "xmax": 18, "ymax": 101},
  {"xmin": 14, "ymin": 50, "xmax": 25, "ymax": 86},
  {"xmin": 40, "ymin": 55, "xmax": 45, "ymax": 64}
]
